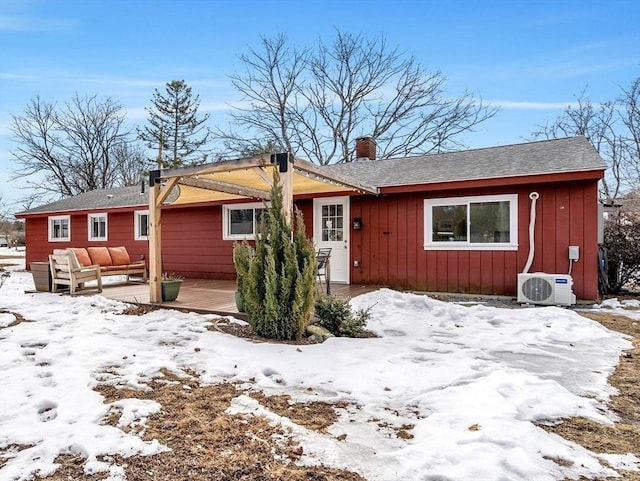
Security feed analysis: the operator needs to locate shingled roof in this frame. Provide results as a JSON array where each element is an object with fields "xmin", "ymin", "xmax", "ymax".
[
  {"xmin": 324, "ymin": 136, "xmax": 605, "ymax": 187},
  {"xmin": 16, "ymin": 136, "xmax": 605, "ymax": 216},
  {"xmin": 16, "ymin": 185, "xmax": 158, "ymax": 216}
]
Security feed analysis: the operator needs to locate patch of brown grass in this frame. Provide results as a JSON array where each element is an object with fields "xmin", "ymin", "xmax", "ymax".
[
  {"xmin": 579, "ymin": 313, "xmax": 640, "ymax": 425},
  {"xmin": 0, "ymin": 310, "xmax": 31, "ymax": 329},
  {"xmin": 0, "ymin": 444, "xmax": 35, "ymax": 469},
  {"xmin": 544, "ymin": 416, "xmax": 639, "ymax": 456},
  {"xmin": 541, "ymin": 311, "xmax": 640, "ymax": 480},
  {"xmin": 119, "ymin": 304, "xmax": 159, "ymax": 316},
  {"xmin": 248, "ymin": 391, "xmax": 348, "ymax": 433},
  {"xmin": 43, "ymin": 371, "xmax": 364, "ymax": 481}
]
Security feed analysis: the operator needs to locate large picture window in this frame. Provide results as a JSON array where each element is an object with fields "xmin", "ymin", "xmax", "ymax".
[
  {"xmin": 48, "ymin": 215, "xmax": 71, "ymax": 242},
  {"xmin": 424, "ymin": 194, "xmax": 518, "ymax": 250},
  {"xmin": 88, "ymin": 213, "xmax": 108, "ymax": 241},
  {"xmin": 223, "ymin": 203, "xmax": 269, "ymax": 240},
  {"xmin": 134, "ymin": 210, "xmax": 149, "ymax": 241}
]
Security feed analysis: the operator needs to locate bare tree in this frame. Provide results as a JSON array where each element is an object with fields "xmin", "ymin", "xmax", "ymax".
[
  {"xmin": 532, "ymin": 77, "xmax": 640, "ymax": 203},
  {"xmin": 0, "ymin": 194, "xmax": 9, "ymax": 231},
  {"xmin": 221, "ymin": 35, "xmax": 306, "ymax": 158},
  {"xmin": 111, "ymin": 142, "xmax": 148, "ymax": 186},
  {"xmin": 10, "ymin": 94, "xmax": 145, "ymax": 201},
  {"xmin": 0, "ymin": 195, "xmax": 15, "ymax": 246},
  {"xmin": 619, "ymin": 77, "xmax": 640, "ymax": 190},
  {"xmin": 220, "ymin": 31, "xmax": 497, "ymax": 165}
]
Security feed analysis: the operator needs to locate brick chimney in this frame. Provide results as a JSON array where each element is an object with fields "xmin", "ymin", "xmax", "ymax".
[{"xmin": 355, "ymin": 137, "xmax": 376, "ymax": 160}]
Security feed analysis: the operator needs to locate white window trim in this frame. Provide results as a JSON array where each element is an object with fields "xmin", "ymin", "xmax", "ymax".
[
  {"xmin": 134, "ymin": 210, "xmax": 150, "ymax": 241},
  {"xmin": 48, "ymin": 215, "xmax": 71, "ymax": 242},
  {"xmin": 88, "ymin": 212, "xmax": 108, "ymax": 241},
  {"xmin": 222, "ymin": 202, "xmax": 270, "ymax": 240},
  {"xmin": 424, "ymin": 194, "xmax": 518, "ymax": 251}
]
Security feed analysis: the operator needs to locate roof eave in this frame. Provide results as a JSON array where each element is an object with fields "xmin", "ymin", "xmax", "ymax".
[{"xmin": 377, "ymin": 168, "xmax": 605, "ymax": 194}]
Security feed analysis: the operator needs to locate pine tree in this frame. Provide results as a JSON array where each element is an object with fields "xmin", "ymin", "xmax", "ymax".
[
  {"xmin": 138, "ymin": 80, "xmax": 211, "ymax": 169},
  {"xmin": 241, "ymin": 170, "xmax": 317, "ymax": 340}
]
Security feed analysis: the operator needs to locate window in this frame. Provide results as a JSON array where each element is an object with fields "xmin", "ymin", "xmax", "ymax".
[
  {"xmin": 424, "ymin": 194, "xmax": 518, "ymax": 250},
  {"xmin": 223, "ymin": 203, "xmax": 268, "ymax": 240},
  {"xmin": 88, "ymin": 213, "xmax": 108, "ymax": 241},
  {"xmin": 48, "ymin": 215, "xmax": 71, "ymax": 242},
  {"xmin": 135, "ymin": 210, "xmax": 149, "ymax": 241},
  {"xmin": 321, "ymin": 203, "xmax": 344, "ymax": 241}
]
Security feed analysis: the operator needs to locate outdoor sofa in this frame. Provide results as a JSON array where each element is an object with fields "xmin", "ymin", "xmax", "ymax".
[
  {"xmin": 48, "ymin": 246, "xmax": 146, "ymax": 295},
  {"xmin": 71, "ymin": 246, "xmax": 147, "ymax": 281}
]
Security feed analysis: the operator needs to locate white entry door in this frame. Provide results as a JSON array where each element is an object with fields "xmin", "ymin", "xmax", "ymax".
[{"xmin": 313, "ymin": 196, "xmax": 349, "ymax": 283}]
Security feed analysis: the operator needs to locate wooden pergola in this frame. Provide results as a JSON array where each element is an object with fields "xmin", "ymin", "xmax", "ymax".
[{"xmin": 147, "ymin": 153, "xmax": 377, "ymax": 302}]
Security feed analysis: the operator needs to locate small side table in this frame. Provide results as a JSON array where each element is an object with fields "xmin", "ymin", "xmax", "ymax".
[{"xmin": 30, "ymin": 262, "xmax": 52, "ymax": 292}]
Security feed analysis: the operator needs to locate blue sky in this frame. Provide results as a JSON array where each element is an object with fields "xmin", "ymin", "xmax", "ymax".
[{"xmin": 1, "ymin": 0, "xmax": 638, "ymax": 210}]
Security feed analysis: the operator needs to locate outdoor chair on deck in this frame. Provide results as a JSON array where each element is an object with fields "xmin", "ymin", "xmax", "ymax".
[
  {"xmin": 316, "ymin": 248, "xmax": 332, "ymax": 295},
  {"xmin": 49, "ymin": 249, "xmax": 103, "ymax": 295}
]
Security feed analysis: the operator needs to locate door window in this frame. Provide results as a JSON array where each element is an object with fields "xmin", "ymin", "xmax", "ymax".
[{"xmin": 321, "ymin": 204, "xmax": 344, "ymax": 241}]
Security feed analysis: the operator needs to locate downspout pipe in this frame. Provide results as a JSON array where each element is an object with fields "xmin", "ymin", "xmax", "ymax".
[{"xmin": 522, "ymin": 192, "xmax": 539, "ymax": 274}]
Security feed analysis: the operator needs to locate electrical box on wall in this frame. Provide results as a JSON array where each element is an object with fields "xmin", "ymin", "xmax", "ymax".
[{"xmin": 569, "ymin": 246, "xmax": 580, "ymax": 261}]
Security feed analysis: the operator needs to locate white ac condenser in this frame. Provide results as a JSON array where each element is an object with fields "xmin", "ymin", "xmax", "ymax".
[{"xmin": 517, "ymin": 273, "xmax": 576, "ymax": 306}]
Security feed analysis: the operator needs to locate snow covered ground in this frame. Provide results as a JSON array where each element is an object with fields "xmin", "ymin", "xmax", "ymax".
[{"xmin": 0, "ymin": 248, "xmax": 638, "ymax": 481}]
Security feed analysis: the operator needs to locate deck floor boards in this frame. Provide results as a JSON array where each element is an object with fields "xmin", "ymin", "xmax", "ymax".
[{"xmin": 96, "ymin": 279, "xmax": 384, "ymax": 319}]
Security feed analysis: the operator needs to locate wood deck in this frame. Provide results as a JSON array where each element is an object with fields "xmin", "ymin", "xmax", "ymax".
[{"xmin": 98, "ymin": 278, "xmax": 384, "ymax": 319}]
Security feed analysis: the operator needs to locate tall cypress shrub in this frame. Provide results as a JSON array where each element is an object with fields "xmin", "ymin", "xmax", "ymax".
[{"xmin": 241, "ymin": 170, "xmax": 317, "ymax": 340}]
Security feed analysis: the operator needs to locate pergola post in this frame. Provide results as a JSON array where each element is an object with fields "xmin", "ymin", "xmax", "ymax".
[
  {"xmin": 148, "ymin": 171, "xmax": 178, "ymax": 303},
  {"xmin": 275, "ymin": 153, "xmax": 293, "ymax": 226},
  {"xmin": 148, "ymin": 174, "xmax": 162, "ymax": 302}
]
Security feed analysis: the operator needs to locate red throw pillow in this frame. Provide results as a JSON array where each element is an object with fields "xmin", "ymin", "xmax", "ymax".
[
  {"xmin": 87, "ymin": 247, "xmax": 113, "ymax": 266},
  {"xmin": 108, "ymin": 246, "xmax": 131, "ymax": 266},
  {"xmin": 72, "ymin": 248, "xmax": 92, "ymax": 267}
]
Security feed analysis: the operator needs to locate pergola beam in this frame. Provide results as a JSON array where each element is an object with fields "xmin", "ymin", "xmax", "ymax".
[
  {"xmin": 157, "ymin": 155, "xmax": 272, "ymax": 180},
  {"xmin": 255, "ymin": 166, "xmax": 274, "ymax": 188},
  {"xmin": 179, "ymin": 177, "xmax": 271, "ymax": 201},
  {"xmin": 292, "ymin": 158, "xmax": 378, "ymax": 195},
  {"xmin": 156, "ymin": 154, "xmax": 378, "ymax": 196}
]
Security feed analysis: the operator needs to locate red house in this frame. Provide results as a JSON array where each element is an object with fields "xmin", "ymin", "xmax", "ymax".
[{"xmin": 16, "ymin": 136, "xmax": 606, "ymax": 301}]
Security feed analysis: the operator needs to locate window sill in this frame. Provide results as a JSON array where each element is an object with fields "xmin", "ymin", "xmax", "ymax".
[
  {"xmin": 223, "ymin": 235, "xmax": 257, "ymax": 241},
  {"xmin": 424, "ymin": 244, "xmax": 519, "ymax": 251}
]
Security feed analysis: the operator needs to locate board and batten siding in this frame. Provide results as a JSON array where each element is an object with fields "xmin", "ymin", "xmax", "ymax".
[
  {"xmin": 160, "ymin": 205, "xmax": 235, "ymax": 279},
  {"xmin": 348, "ymin": 180, "xmax": 600, "ymax": 300},
  {"xmin": 23, "ymin": 209, "xmax": 148, "ymax": 266},
  {"xmin": 23, "ymin": 201, "xmax": 314, "ymax": 281},
  {"xmin": 21, "ymin": 178, "xmax": 600, "ymax": 300}
]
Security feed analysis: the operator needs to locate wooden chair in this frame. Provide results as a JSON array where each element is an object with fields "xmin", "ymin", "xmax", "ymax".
[
  {"xmin": 316, "ymin": 248, "xmax": 332, "ymax": 295},
  {"xmin": 49, "ymin": 249, "xmax": 102, "ymax": 295}
]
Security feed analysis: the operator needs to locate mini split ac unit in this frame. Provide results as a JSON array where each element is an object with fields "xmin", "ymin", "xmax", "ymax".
[{"xmin": 517, "ymin": 273, "xmax": 576, "ymax": 306}]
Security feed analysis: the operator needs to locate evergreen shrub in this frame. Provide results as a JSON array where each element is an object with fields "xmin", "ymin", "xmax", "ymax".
[
  {"xmin": 314, "ymin": 295, "xmax": 372, "ymax": 337},
  {"xmin": 240, "ymin": 170, "xmax": 317, "ymax": 340}
]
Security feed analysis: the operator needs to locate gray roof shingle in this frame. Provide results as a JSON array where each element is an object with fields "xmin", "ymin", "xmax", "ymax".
[
  {"xmin": 17, "ymin": 185, "xmax": 152, "ymax": 215},
  {"xmin": 324, "ymin": 136, "xmax": 605, "ymax": 187},
  {"xmin": 17, "ymin": 136, "xmax": 605, "ymax": 216}
]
